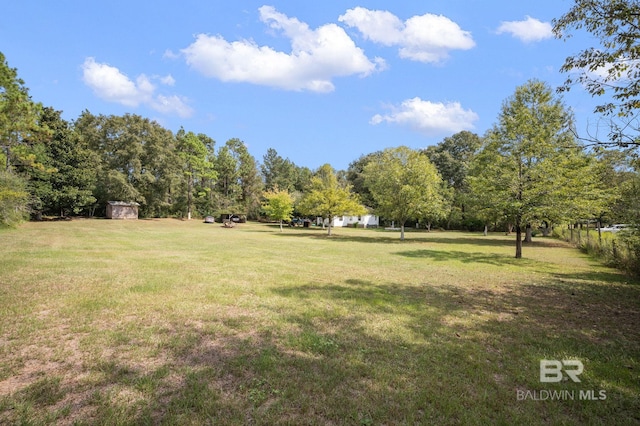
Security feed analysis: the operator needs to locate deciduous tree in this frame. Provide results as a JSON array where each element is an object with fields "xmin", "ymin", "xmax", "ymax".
[
  {"xmin": 28, "ymin": 107, "xmax": 97, "ymax": 217},
  {"xmin": 553, "ymin": 0, "xmax": 640, "ymax": 148},
  {"xmin": 470, "ymin": 80, "xmax": 581, "ymax": 258},
  {"xmin": 424, "ymin": 131, "xmax": 482, "ymax": 229},
  {"xmin": 262, "ymin": 187, "xmax": 294, "ymax": 231},
  {"xmin": 345, "ymin": 151, "xmax": 384, "ymax": 210},
  {"xmin": 74, "ymin": 112, "xmax": 178, "ymax": 217},
  {"xmin": 298, "ymin": 164, "xmax": 365, "ymax": 236},
  {"xmin": 363, "ymin": 146, "xmax": 445, "ymax": 241}
]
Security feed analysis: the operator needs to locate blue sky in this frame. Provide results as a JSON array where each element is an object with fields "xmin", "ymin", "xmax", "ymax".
[{"xmin": 2, "ymin": 1, "xmax": 602, "ymax": 170}]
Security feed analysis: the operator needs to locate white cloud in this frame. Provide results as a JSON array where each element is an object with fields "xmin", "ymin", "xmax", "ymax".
[
  {"xmin": 82, "ymin": 57, "xmax": 148, "ymax": 107},
  {"xmin": 370, "ymin": 98, "xmax": 478, "ymax": 135},
  {"xmin": 339, "ymin": 7, "xmax": 475, "ymax": 63},
  {"xmin": 496, "ymin": 16, "xmax": 553, "ymax": 43},
  {"xmin": 82, "ymin": 58, "xmax": 193, "ymax": 118},
  {"xmin": 163, "ymin": 49, "xmax": 180, "ymax": 60},
  {"xmin": 159, "ymin": 74, "xmax": 176, "ymax": 86},
  {"xmin": 150, "ymin": 94, "xmax": 192, "ymax": 117},
  {"xmin": 181, "ymin": 6, "xmax": 384, "ymax": 92}
]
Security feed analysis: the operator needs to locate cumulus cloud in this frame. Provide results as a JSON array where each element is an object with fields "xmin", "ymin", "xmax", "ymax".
[
  {"xmin": 496, "ymin": 16, "xmax": 553, "ymax": 43},
  {"xmin": 181, "ymin": 5, "xmax": 384, "ymax": 92},
  {"xmin": 339, "ymin": 7, "xmax": 475, "ymax": 63},
  {"xmin": 82, "ymin": 58, "xmax": 192, "ymax": 117},
  {"xmin": 370, "ymin": 98, "xmax": 478, "ymax": 135}
]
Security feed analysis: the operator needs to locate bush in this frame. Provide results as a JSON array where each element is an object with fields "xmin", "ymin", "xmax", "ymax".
[
  {"xmin": 618, "ymin": 231, "xmax": 640, "ymax": 275},
  {"xmin": 555, "ymin": 226, "xmax": 640, "ymax": 275}
]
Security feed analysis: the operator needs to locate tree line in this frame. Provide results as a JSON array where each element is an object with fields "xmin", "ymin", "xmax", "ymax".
[
  {"xmin": 2, "ymin": 0, "xmax": 640, "ymax": 265},
  {"xmin": 2, "ymin": 50, "xmax": 639, "ymax": 259}
]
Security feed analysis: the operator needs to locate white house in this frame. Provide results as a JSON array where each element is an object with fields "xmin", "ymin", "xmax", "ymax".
[{"xmin": 316, "ymin": 214, "xmax": 379, "ymax": 228}]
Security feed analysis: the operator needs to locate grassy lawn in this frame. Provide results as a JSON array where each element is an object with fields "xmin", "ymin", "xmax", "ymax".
[{"xmin": 0, "ymin": 219, "xmax": 638, "ymax": 425}]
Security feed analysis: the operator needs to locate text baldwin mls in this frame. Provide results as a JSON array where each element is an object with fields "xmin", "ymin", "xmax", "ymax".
[{"xmin": 517, "ymin": 389, "xmax": 607, "ymax": 401}]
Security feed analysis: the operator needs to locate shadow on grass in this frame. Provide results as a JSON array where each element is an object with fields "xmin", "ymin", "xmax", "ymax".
[
  {"xmin": 394, "ymin": 249, "xmax": 541, "ymax": 266},
  {"xmin": 273, "ymin": 229, "xmax": 453, "ymax": 245},
  {"xmin": 273, "ymin": 229, "xmax": 566, "ymax": 250},
  {"xmin": 553, "ymin": 269, "xmax": 640, "ymax": 286},
  {"xmin": 2, "ymin": 276, "xmax": 640, "ymax": 425}
]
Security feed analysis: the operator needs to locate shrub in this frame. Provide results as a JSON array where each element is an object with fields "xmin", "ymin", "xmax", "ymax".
[{"xmin": 555, "ymin": 226, "xmax": 640, "ymax": 275}]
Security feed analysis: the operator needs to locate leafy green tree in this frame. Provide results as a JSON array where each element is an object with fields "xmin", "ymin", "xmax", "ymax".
[
  {"xmin": 553, "ymin": 0, "xmax": 640, "ymax": 148},
  {"xmin": 74, "ymin": 112, "xmax": 178, "ymax": 217},
  {"xmin": 176, "ymin": 129, "xmax": 216, "ymax": 220},
  {"xmin": 614, "ymin": 169, "xmax": 640, "ymax": 274},
  {"xmin": 553, "ymin": 150, "xmax": 612, "ymax": 231},
  {"xmin": 214, "ymin": 138, "xmax": 262, "ymax": 219},
  {"xmin": 424, "ymin": 131, "xmax": 482, "ymax": 229},
  {"xmin": 191, "ymin": 133, "xmax": 217, "ymax": 217},
  {"xmin": 293, "ymin": 165, "xmax": 314, "ymax": 193},
  {"xmin": 0, "ymin": 52, "xmax": 42, "ymax": 172},
  {"xmin": 470, "ymin": 80, "xmax": 581, "ymax": 258},
  {"xmin": 0, "ymin": 169, "xmax": 28, "ymax": 226},
  {"xmin": 261, "ymin": 148, "xmax": 298, "ymax": 192},
  {"xmin": 363, "ymin": 146, "xmax": 445, "ymax": 241},
  {"xmin": 214, "ymin": 143, "xmax": 241, "ymax": 216},
  {"xmin": 262, "ymin": 187, "xmax": 295, "ymax": 231},
  {"xmin": 233, "ymin": 140, "xmax": 263, "ymax": 219},
  {"xmin": 27, "ymin": 107, "xmax": 97, "ymax": 217},
  {"xmin": 298, "ymin": 164, "xmax": 366, "ymax": 236},
  {"xmin": 345, "ymin": 151, "xmax": 384, "ymax": 209}
]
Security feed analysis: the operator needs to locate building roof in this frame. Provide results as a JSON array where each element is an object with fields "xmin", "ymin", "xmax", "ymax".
[{"xmin": 107, "ymin": 201, "xmax": 140, "ymax": 206}]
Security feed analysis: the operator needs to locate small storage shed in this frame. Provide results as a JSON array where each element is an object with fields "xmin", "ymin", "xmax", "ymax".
[{"xmin": 106, "ymin": 201, "xmax": 139, "ymax": 219}]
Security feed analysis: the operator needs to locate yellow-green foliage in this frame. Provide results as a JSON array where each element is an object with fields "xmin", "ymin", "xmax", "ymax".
[{"xmin": 262, "ymin": 188, "xmax": 294, "ymax": 224}]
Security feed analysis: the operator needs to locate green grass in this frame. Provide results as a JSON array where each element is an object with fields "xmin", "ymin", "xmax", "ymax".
[{"xmin": 0, "ymin": 219, "xmax": 639, "ymax": 425}]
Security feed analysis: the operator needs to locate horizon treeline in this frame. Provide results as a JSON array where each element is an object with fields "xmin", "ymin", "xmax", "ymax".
[{"xmin": 1, "ymin": 51, "xmax": 638, "ymax": 237}]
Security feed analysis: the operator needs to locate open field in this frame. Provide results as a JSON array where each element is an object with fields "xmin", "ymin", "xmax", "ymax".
[{"xmin": 0, "ymin": 219, "xmax": 639, "ymax": 425}]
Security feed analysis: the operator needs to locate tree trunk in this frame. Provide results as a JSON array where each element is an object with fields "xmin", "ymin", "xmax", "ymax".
[
  {"xmin": 524, "ymin": 223, "xmax": 532, "ymax": 243},
  {"xmin": 484, "ymin": 225, "xmax": 488, "ymax": 236},
  {"xmin": 515, "ymin": 225, "xmax": 522, "ymax": 258},
  {"xmin": 597, "ymin": 220, "xmax": 602, "ymax": 245},
  {"xmin": 586, "ymin": 221, "xmax": 590, "ymax": 244},
  {"xmin": 570, "ymin": 224, "xmax": 574, "ymax": 243},
  {"xmin": 4, "ymin": 146, "xmax": 10, "ymax": 171},
  {"xmin": 187, "ymin": 174, "xmax": 193, "ymax": 220},
  {"xmin": 400, "ymin": 224, "xmax": 405, "ymax": 241},
  {"xmin": 327, "ymin": 217, "xmax": 333, "ymax": 236},
  {"xmin": 279, "ymin": 219, "xmax": 283, "ymax": 232}
]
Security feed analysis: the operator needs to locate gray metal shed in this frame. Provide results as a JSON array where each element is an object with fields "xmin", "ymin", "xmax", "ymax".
[{"xmin": 106, "ymin": 201, "xmax": 139, "ymax": 219}]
